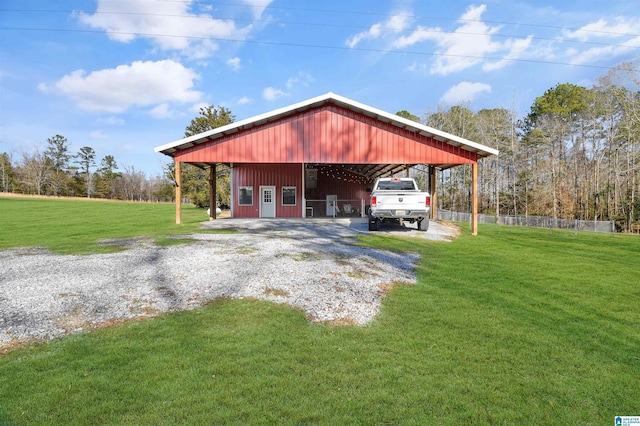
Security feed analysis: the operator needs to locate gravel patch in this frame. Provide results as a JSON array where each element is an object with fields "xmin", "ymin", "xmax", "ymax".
[
  {"xmin": 0, "ymin": 224, "xmax": 430, "ymax": 350},
  {"xmin": 201, "ymin": 217, "xmax": 460, "ymax": 242}
]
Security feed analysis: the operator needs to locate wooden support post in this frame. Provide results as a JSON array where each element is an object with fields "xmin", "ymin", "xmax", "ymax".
[
  {"xmin": 472, "ymin": 162, "xmax": 478, "ymax": 236},
  {"xmin": 209, "ymin": 164, "xmax": 217, "ymax": 220},
  {"xmin": 175, "ymin": 159, "xmax": 182, "ymax": 225},
  {"xmin": 430, "ymin": 166, "xmax": 437, "ymax": 220}
]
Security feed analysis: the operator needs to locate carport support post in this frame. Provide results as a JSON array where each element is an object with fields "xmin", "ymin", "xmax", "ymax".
[
  {"xmin": 472, "ymin": 162, "xmax": 478, "ymax": 236},
  {"xmin": 430, "ymin": 166, "xmax": 437, "ymax": 220},
  {"xmin": 175, "ymin": 159, "xmax": 182, "ymax": 225},
  {"xmin": 209, "ymin": 164, "xmax": 217, "ymax": 220}
]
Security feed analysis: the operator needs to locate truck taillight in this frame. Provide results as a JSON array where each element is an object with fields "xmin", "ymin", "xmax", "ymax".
[
  {"xmin": 426, "ymin": 195, "xmax": 431, "ymax": 207},
  {"xmin": 371, "ymin": 196, "xmax": 377, "ymax": 207}
]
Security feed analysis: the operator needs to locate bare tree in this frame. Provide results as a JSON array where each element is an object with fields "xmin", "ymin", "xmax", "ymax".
[
  {"xmin": 20, "ymin": 149, "xmax": 51, "ymax": 195},
  {"xmin": 477, "ymin": 108, "xmax": 514, "ymax": 215},
  {"xmin": 0, "ymin": 152, "xmax": 16, "ymax": 193},
  {"xmin": 118, "ymin": 165, "xmax": 146, "ymax": 201}
]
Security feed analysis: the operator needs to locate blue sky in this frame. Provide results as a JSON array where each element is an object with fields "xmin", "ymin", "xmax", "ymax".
[{"xmin": 1, "ymin": 0, "xmax": 639, "ymax": 176}]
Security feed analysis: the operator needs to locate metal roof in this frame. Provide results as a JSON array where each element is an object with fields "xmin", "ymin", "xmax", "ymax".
[{"xmin": 154, "ymin": 92, "xmax": 498, "ymax": 168}]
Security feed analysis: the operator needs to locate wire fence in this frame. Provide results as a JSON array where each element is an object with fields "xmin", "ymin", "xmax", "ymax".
[{"xmin": 437, "ymin": 210, "xmax": 615, "ymax": 233}]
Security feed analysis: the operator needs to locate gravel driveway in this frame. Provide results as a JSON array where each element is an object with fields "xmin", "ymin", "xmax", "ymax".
[{"xmin": 0, "ymin": 218, "xmax": 457, "ymax": 350}]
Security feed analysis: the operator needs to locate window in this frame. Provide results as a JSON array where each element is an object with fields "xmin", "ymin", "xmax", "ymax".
[
  {"xmin": 282, "ymin": 186, "xmax": 296, "ymax": 206},
  {"xmin": 377, "ymin": 181, "xmax": 417, "ymax": 191},
  {"xmin": 238, "ymin": 186, "xmax": 253, "ymax": 206}
]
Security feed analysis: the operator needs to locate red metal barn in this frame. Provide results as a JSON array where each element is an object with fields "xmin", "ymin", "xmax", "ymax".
[{"xmin": 155, "ymin": 93, "xmax": 498, "ymax": 234}]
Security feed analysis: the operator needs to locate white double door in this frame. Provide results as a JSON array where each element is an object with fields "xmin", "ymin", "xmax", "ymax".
[{"xmin": 260, "ymin": 186, "xmax": 276, "ymax": 218}]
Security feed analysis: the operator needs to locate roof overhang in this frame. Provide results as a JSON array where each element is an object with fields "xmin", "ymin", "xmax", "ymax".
[{"xmin": 155, "ymin": 92, "xmax": 498, "ymax": 166}]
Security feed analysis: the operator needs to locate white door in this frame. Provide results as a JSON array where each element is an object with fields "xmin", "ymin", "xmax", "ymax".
[
  {"xmin": 326, "ymin": 195, "xmax": 337, "ymax": 217},
  {"xmin": 260, "ymin": 186, "xmax": 276, "ymax": 218}
]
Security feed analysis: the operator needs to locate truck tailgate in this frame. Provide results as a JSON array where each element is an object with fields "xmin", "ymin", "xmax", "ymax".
[{"xmin": 374, "ymin": 192, "xmax": 427, "ymax": 210}]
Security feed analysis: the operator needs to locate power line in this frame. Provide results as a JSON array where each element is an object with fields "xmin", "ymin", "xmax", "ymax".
[
  {"xmin": 0, "ymin": 26, "xmax": 622, "ymax": 71},
  {"xmin": 157, "ymin": 0, "xmax": 640, "ymax": 39},
  {"xmin": 3, "ymin": 8, "xmax": 639, "ymax": 51}
]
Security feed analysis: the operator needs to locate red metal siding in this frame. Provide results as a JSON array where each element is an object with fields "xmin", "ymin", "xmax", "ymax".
[
  {"xmin": 174, "ymin": 104, "xmax": 478, "ymax": 166},
  {"xmin": 312, "ymin": 167, "xmax": 370, "ymax": 201},
  {"xmin": 232, "ymin": 163, "xmax": 370, "ymax": 218},
  {"xmin": 232, "ymin": 164, "xmax": 303, "ymax": 218}
]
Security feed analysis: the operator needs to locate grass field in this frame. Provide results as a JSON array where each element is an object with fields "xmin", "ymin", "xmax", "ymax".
[
  {"xmin": 0, "ymin": 196, "xmax": 207, "ymax": 254},
  {"xmin": 0, "ymin": 197, "xmax": 639, "ymax": 424}
]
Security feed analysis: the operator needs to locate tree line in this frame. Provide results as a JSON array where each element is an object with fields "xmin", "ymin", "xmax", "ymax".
[
  {"xmin": 415, "ymin": 62, "xmax": 639, "ymax": 231},
  {"xmin": 0, "ymin": 106, "xmax": 235, "ymax": 206},
  {"xmin": 0, "ymin": 135, "xmax": 174, "ymax": 202}
]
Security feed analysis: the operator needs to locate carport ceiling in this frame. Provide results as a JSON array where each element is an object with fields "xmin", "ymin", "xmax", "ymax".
[
  {"xmin": 185, "ymin": 162, "xmax": 418, "ymax": 181},
  {"xmin": 316, "ymin": 163, "xmax": 417, "ymax": 180}
]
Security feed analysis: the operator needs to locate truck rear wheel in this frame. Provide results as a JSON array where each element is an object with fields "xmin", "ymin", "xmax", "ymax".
[
  {"xmin": 418, "ymin": 218, "xmax": 429, "ymax": 232},
  {"xmin": 368, "ymin": 216, "xmax": 379, "ymax": 231}
]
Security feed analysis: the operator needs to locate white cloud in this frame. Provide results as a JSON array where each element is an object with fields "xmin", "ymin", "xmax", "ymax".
[
  {"xmin": 39, "ymin": 60, "xmax": 202, "ymax": 113},
  {"xmin": 568, "ymin": 35, "xmax": 640, "ymax": 65},
  {"xmin": 238, "ymin": 96, "xmax": 252, "ymax": 104},
  {"xmin": 261, "ymin": 72, "xmax": 313, "ymax": 102},
  {"xmin": 90, "ymin": 130, "xmax": 107, "ymax": 139},
  {"xmin": 243, "ymin": 0, "xmax": 274, "ymax": 19},
  {"xmin": 286, "ymin": 71, "xmax": 315, "ymax": 89},
  {"xmin": 98, "ymin": 116, "xmax": 125, "ymax": 126},
  {"xmin": 149, "ymin": 103, "xmax": 175, "ymax": 119},
  {"xmin": 190, "ymin": 102, "xmax": 210, "ymax": 113},
  {"xmin": 346, "ymin": 12, "xmax": 411, "ymax": 48},
  {"xmin": 440, "ymin": 82, "xmax": 491, "ymax": 105},
  {"xmin": 226, "ymin": 57, "xmax": 241, "ymax": 71},
  {"xmin": 406, "ymin": 61, "xmax": 429, "ymax": 73},
  {"xmin": 393, "ymin": 4, "xmax": 532, "ymax": 75},
  {"xmin": 76, "ymin": 0, "xmax": 252, "ymax": 58},
  {"xmin": 563, "ymin": 18, "xmax": 640, "ymax": 42},
  {"xmin": 183, "ymin": 39, "xmax": 222, "ymax": 61},
  {"xmin": 393, "ymin": 26, "xmax": 433, "ymax": 48},
  {"xmin": 483, "ymin": 36, "xmax": 534, "ymax": 71},
  {"xmin": 561, "ymin": 17, "xmax": 640, "ymax": 65},
  {"xmin": 263, "ymin": 87, "xmax": 288, "ymax": 101}
]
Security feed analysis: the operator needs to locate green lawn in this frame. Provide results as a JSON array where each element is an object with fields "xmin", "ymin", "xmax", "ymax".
[
  {"xmin": 0, "ymin": 197, "xmax": 207, "ymax": 254},
  {"xmin": 0, "ymin": 197, "xmax": 639, "ymax": 424}
]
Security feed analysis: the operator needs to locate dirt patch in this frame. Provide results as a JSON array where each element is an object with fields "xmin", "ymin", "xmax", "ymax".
[
  {"xmin": 98, "ymin": 237, "xmax": 156, "ymax": 248},
  {"xmin": 264, "ymin": 288, "xmax": 290, "ymax": 297},
  {"xmin": 378, "ymin": 281, "xmax": 414, "ymax": 294},
  {"xmin": 435, "ymin": 220, "xmax": 462, "ymax": 240},
  {"xmin": 55, "ymin": 306, "xmax": 88, "ymax": 332}
]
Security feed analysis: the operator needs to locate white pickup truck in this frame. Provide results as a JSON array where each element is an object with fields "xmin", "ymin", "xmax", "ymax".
[{"xmin": 368, "ymin": 177, "xmax": 431, "ymax": 231}]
